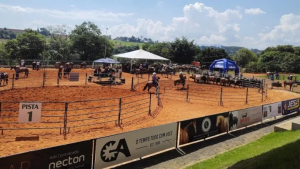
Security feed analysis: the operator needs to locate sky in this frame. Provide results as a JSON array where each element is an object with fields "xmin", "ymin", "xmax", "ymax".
[{"xmin": 1, "ymin": 0, "xmax": 300, "ymax": 50}]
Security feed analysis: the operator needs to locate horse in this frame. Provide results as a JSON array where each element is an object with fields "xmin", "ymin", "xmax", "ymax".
[
  {"xmin": 229, "ymin": 113, "xmax": 238, "ymax": 130},
  {"xmin": 63, "ymin": 67, "xmax": 72, "ymax": 78},
  {"xmin": 80, "ymin": 62, "xmax": 87, "ymax": 69},
  {"xmin": 180, "ymin": 120, "xmax": 197, "ymax": 145},
  {"xmin": 283, "ymin": 80, "xmax": 294, "ymax": 91},
  {"xmin": 220, "ymin": 78, "xmax": 229, "ymax": 86},
  {"xmin": 216, "ymin": 116, "xmax": 228, "ymax": 133},
  {"xmin": 10, "ymin": 66, "xmax": 29, "ymax": 78},
  {"xmin": 32, "ymin": 62, "xmax": 36, "ymax": 70},
  {"xmin": 0, "ymin": 72, "xmax": 8, "ymax": 86},
  {"xmin": 143, "ymin": 77, "xmax": 160, "ymax": 93},
  {"xmin": 229, "ymin": 78, "xmax": 243, "ymax": 88},
  {"xmin": 174, "ymin": 76, "xmax": 186, "ymax": 88}
]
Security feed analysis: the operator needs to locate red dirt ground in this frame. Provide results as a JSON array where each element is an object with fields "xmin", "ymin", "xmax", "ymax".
[{"xmin": 0, "ymin": 68, "xmax": 299, "ymax": 157}]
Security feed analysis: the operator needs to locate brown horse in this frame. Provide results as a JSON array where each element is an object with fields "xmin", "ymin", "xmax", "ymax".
[
  {"xmin": 143, "ymin": 77, "xmax": 160, "ymax": 93},
  {"xmin": 284, "ymin": 80, "xmax": 294, "ymax": 91},
  {"xmin": 10, "ymin": 66, "xmax": 29, "ymax": 77},
  {"xmin": 180, "ymin": 120, "xmax": 197, "ymax": 145},
  {"xmin": 0, "ymin": 72, "xmax": 8, "ymax": 86},
  {"xmin": 174, "ymin": 76, "xmax": 186, "ymax": 88},
  {"xmin": 216, "ymin": 116, "xmax": 228, "ymax": 133},
  {"xmin": 220, "ymin": 78, "xmax": 229, "ymax": 86}
]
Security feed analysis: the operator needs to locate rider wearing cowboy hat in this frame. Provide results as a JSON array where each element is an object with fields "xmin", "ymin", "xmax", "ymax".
[
  {"xmin": 152, "ymin": 72, "xmax": 158, "ymax": 87},
  {"xmin": 179, "ymin": 72, "xmax": 185, "ymax": 85}
]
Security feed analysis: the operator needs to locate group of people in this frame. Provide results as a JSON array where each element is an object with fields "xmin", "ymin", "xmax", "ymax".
[{"xmin": 270, "ymin": 72, "xmax": 280, "ymax": 81}]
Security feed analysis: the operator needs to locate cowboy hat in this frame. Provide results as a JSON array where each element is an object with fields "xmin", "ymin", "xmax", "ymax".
[{"xmin": 153, "ymin": 72, "xmax": 156, "ymax": 75}]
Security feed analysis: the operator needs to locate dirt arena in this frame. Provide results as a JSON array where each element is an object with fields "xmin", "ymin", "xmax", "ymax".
[{"xmin": 0, "ymin": 68, "xmax": 299, "ymax": 157}]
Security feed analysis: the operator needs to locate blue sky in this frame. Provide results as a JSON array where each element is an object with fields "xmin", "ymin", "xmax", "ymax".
[{"xmin": 1, "ymin": 0, "xmax": 300, "ymax": 49}]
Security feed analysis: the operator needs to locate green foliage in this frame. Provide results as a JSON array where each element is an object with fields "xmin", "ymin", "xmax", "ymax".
[
  {"xmin": 110, "ymin": 40, "xmax": 143, "ymax": 48},
  {"xmin": 233, "ymin": 48, "xmax": 258, "ymax": 67},
  {"xmin": 187, "ymin": 130, "xmax": 300, "ymax": 169},
  {"xmin": 197, "ymin": 47, "xmax": 230, "ymax": 64},
  {"xmin": 69, "ymin": 21, "xmax": 113, "ymax": 60},
  {"xmin": 147, "ymin": 42, "xmax": 172, "ymax": 60},
  {"xmin": 5, "ymin": 29, "xmax": 46, "ymax": 59},
  {"xmin": 169, "ymin": 37, "xmax": 199, "ymax": 64},
  {"xmin": 113, "ymin": 45, "xmax": 139, "ymax": 54},
  {"xmin": 0, "ymin": 29, "xmax": 17, "ymax": 39}
]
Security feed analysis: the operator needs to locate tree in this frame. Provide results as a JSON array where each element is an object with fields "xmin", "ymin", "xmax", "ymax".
[
  {"xmin": 39, "ymin": 28, "xmax": 51, "ymax": 37},
  {"xmin": 233, "ymin": 48, "xmax": 258, "ymax": 67},
  {"xmin": 69, "ymin": 21, "xmax": 113, "ymax": 60},
  {"xmin": 169, "ymin": 37, "xmax": 199, "ymax": 64}
]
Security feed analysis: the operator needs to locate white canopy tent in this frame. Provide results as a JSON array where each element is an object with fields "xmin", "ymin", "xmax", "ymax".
[{"xmin": 113, "ymin": 49, "xmax": 169, "ymax": 72}]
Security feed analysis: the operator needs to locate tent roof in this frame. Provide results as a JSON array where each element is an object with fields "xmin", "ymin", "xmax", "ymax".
[
  {"xmin": 113, "ymin": 49, "xmax": 169, "ymax": 60},
  {"xmin": 93, "ymin": 58, "xmax": 120, "ymax": 64},
  {"xmin": 209, "ymin": 58, "xmax": 239, "ymax": 75}
]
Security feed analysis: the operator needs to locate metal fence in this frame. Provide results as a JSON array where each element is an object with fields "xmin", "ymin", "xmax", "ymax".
[
  {"xmin": 161, "ymin": 79, "xmax": 267, "ymax": 105},
  {"xmin": 0, "ymin": 93, "xmax": 155, "ymax": 138}
]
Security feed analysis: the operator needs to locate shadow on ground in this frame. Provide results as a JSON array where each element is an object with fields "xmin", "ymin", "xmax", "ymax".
[{"xmin": 114, "ymin": 113, "xmax": 300, "ymax": 169}]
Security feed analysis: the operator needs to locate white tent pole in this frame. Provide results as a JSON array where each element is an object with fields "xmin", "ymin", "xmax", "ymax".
[{"xmin": 92, "ymin": 62, "xmax": 94, "ymax": 69}]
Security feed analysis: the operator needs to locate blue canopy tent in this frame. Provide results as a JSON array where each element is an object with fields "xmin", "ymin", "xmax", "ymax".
[{"xmin": 209, "ymin": 58, "xmax": 239, "ymax": 76}]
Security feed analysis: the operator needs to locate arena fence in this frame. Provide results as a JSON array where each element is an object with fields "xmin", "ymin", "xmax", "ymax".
[
  {"xmin": 0, "ymin": 93, "xmax": 155, "ymax": 138},
  {"xmin": 1, "ymin": 97, "xmax": 299, "ymax": 168}
]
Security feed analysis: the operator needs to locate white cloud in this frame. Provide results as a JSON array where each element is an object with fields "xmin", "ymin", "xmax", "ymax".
[
  {"xmin": 0, "ymin": 3, "xmax": 134, "ymax": 22},
  {"xmin": 157, "ymin": 1, "xmax": 164, "ymax": 8},
  {"xmin": 258, "ymin": 13, "xmax": 300, "ymax": 43},
  {"xmin": 245, "ymin": 8, "xmax": 266, "ymax": 15},
  {"xmin": 110, "ymin": 2, "xmax": 242, "ymax": 45},
  {"xmin": 69, "ymin": 5, "xmax": 76, "ymax": 8}
]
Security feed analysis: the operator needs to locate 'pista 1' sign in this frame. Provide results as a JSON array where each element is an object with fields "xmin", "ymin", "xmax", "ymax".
[{"xmin": 18, "ymin": 102, "xmax": 42, "ymax": 123}]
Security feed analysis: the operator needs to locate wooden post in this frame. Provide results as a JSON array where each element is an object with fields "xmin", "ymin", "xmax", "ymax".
[
  {"xmin": 57, "ymin": 74, "xmax": 59, "ymax": 86},
  {"xmin": 220, "ymin": 87, "xmax": 223, "ymax": 106},
  {"xmin": 118, "ymin": 98, "xmax": 122, "ymax": 126},
  {"xmin": 246, "ymin": 87, "xmax": 248, "ymax": 104},
  {"xmin": 130, "ymin": 77, "xmax": 134, "ymax": 91},
  {"xmin": 42, "ymin": 72, "xmax": 45, "ymax": 87},
  {"xmin": 266, "ymin": 84, "xmax": 268, "ymax": 97},
  {"xmin": 63, "ymin": 102, "xmax": 68, "ymax": 139},
  {"xmin": 186, "ymin": 84, "xmax": 189, "ymax": 102},
  {"xmin": 12, "ymin": 74, "xmax": 14, "ymax": 89},
  {"xmin": 261, "ymin": 82, "xmax": 264, "ymax": 102},
  {"xmin": 149, "ymin": 93, "xmax": 152, "ymax": 115},
  {"xmin": 85, "ymin": 73, "xmax": 87, "ymax": 86},
  {"xmin": 0, "ymin": 101, "xmax": 1, "ymax": 119}
]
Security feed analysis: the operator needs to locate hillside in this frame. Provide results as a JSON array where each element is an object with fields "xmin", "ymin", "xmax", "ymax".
[
  {"xmin": 199, "ymin": 45, "xmax": 262, "ymax": 56},
  {"xmin": 110, "ymin": 40, "xmax": 143, "ymax": 48}
]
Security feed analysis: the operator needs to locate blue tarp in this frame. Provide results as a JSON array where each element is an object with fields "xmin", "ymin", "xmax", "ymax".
[
  {"xmin": 209, "ymin": 58, "xmax": 239, "ymax": 76},
  {"xmin": 93, "ymin": 58, "xmax": 120, "ymax": 64}
]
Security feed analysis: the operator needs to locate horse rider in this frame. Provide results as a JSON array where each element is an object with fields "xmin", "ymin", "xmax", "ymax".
[
  {"xmin": 270, "ymin": 74, "xmax": 274, "ymax": 82},
  {"xmin": 36, "ymin": 61, "xmax": 40, "ymax": 70},
  {"xmin": 58, "ymin": 66, "xmax": 63, "ymax": 78},
  {"xmin": 288, "ymin": 75, "xmax": 293, "ymax": 81},
  {"xmin": 275, "ymin": 72, "xmax": 279, "ymax": 80},
  {"xmin": 179, "ymin": 72, "xmax": 185, "ymax": 85},
  {"xmin": 152, "ymin": 72, "xmax": 158, "ymax": 87}
]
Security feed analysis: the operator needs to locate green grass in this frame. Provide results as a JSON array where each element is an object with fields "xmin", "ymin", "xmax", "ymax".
[
  {"xmin": 110, "ymin": 40, "xmax": 144, "ymax": 48},
  {"xmin": 186, "ymin": 130, "xmax": 300, "ymax": 169}
]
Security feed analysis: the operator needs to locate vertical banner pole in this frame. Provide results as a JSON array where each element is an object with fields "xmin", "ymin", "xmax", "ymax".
[
  {"xmin": 12, "ymin": 74, "xmax": 15, "ymax": 89},
  {"xmin": 118, "ymin": 98, "xmax": 122, "ymax": 126},
  {"xmin": 220, "ymin": 87, "xmax": 223, "ymax": 106},
  {"xmin": 149, "ymin": 93, "xmax": 152, "ymax": 115},
  {"xmin": 63, "ymin": 102, "xmax": 68, "ymax": 140},
  {"xmin": 186, "ymin": 84, "xmax": 189, "ymax": 102},
  {"xmin": 246, "ymin": 87, "xmax": 248, "ymax": 104}
]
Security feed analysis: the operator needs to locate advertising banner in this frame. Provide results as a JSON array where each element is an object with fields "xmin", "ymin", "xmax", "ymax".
[
  {"xmin": 94, "ymin": 123, "xmax": 177, "ymax": 169},
  {"xmin": 282, "ymin": 98, "xmax": 300, "ymax": 115},
  {"xmin": 0, "ymin": 140, "xmax": 93, "ymax": 169},
  {"xmin": 179, "ymin": 112, "xmax": 229, "ymax": 146},
  {"xmin": 262, "ymin": 102, "xmax": 282, "ymax": 120},
  {"xmin": 229, "ymin": 106, "xmax": 262, "ymax": 131}
]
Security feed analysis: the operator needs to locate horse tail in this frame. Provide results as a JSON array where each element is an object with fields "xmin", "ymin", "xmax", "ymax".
[{"xmin": 143, "ymin": 83, "xmax": 148, "ymax": 91}]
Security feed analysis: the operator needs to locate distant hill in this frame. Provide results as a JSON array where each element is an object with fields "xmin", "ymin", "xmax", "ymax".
[
  {"xmin": 199, "ymin": 45, "xmax": 262, "ymax": 56},
  {"xmin": 0, "ymin": 28, "xmax": 25, "ymax": 34}
]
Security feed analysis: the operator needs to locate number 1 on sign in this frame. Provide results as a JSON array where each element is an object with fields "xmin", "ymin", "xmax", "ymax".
[{"xmin": 27, "ymin": 111, "xmax": 33, "ymax": 121}]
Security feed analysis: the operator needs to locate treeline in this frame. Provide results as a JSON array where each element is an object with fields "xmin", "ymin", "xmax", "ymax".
[
  {"xmin": 244, "ymin": 45, "xmax": 300, "ymax": 73},
  {"xmin": 0, "ymin": 28, "xmax": 17, "ymax": 39},
  {"xmin": 199, "ymin": 45, "xmax": 261, "ymax": 57},
  {"xmin": 114, "ymin": 36, "xmax": 155, "ymax": 43}
]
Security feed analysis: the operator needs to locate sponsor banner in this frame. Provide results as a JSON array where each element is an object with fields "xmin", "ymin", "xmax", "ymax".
[
  {"xmin": 94, "ymin": 123, "xmax": 177, "ymax": 169},
  {"xmin": 282, "ymin": 98, "xmax": 300, "ymax": 115},
  {"xmin": 0, "ymin": 140, "xmax": 93, "ymax": 169},
  {"xmin": 229, "ymin": 106, "xmax": 262, "ymax": 131},
  {"xmin": 262, "ymin": 102, "xmax": 282, "ymax": 120},
  {"xmin": 179, "ymin": 112, "xmax": 229, "ymax": 145}
]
